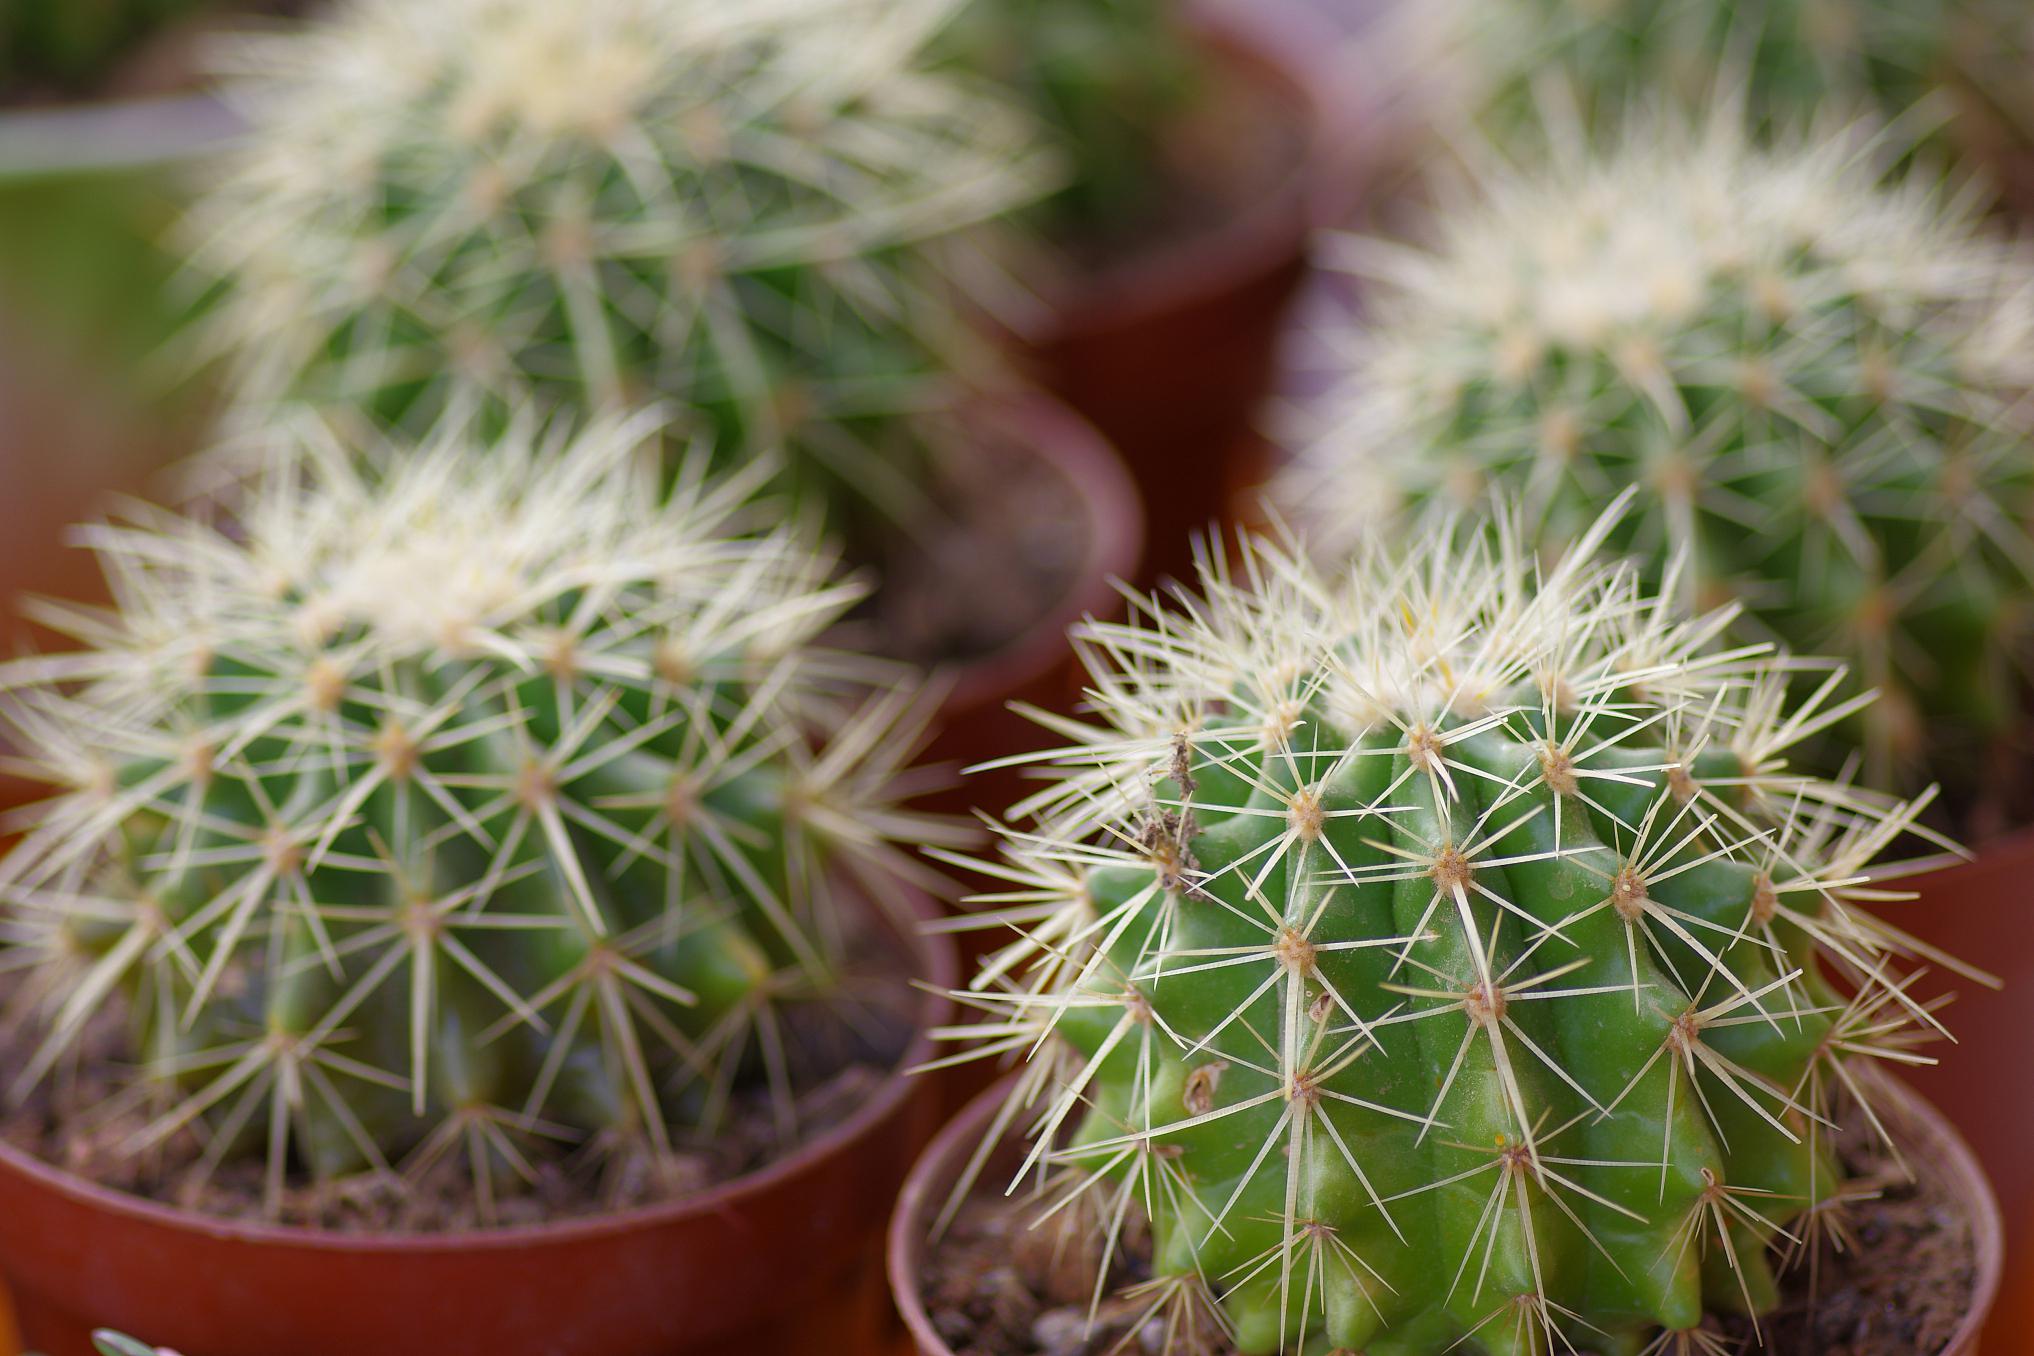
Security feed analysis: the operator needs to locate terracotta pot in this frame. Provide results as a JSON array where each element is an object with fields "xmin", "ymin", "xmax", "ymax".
[
  {"xmin": 1883, "ymin": 828, "xmax": 2034, "ymax": 1354},
  {"xmin": 0, "ymin": 893, "xmax": 957, "ymax": 1356},
  {"xmin": 889, "ymin": 1070, "xmax": 2003, "ymax": 1356},
  {"xmin": 1017, "ymin": 0, "xmax": 1366, "ymax": 591},
  {"xmin": 917, "ymin": 393, "xmax": 1143, "ymax": 825}
]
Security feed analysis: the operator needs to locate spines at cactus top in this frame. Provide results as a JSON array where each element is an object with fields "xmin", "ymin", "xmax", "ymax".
[
  {"xmin": 941, "ymin": 499, "xmax": 1972, "ymax": 1356},
  {"xmin": 1277, "ymin": 113, "xmax": 2034, "ymax": 791},
  {"xmin": 0, "ymin": 410, "xmax": 960, "ymax": 1221},
  {"xmin": 181, "ymin": 0, "xmax": 1055, "ymax": 524}
]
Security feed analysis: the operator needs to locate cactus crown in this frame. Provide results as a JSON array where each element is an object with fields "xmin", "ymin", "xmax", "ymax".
[
  {"xmin": 1278, "ymin": 115, "xmax": 2034, "ymax": 789},
  {"xmin": 181, "ymin": 0, "xmax": 1053, "ymax": 526},
  {"xmin": 0, "ymin": 412, "xmax": 956, "ymax": 1221},
  {"xmin": 946, "ymin": 500, "xmax": 1968, "ymax": 1356},
  {"xmin": 936, "ymin": 0, "xmax": 1202, "ymax": 236}
]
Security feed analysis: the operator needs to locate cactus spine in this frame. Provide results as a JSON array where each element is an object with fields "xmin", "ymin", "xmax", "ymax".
[
  {"xmin": 0, "ymin": 412, "xmax": 955, "ymax": 1220},
  {"xmin": 1279, "ymin": 115, "xmax": 2034, "ymax": 790},
  {"xmin": 947, "ymin": 501, "xmax": 1970, "ymax": 1356}
]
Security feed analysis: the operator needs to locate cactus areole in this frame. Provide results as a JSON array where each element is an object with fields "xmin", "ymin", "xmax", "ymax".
[{"xmin": 945, "ymin": 502, "xmax": 1973, "ymax": 1356}]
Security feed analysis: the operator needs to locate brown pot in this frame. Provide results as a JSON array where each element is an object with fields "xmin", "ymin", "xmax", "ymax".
[
  {"xmin": 1017, "ymin": 0, "xmax": 1366, "ymax": 591},
  {"xmin": 889, "ymin": 1070, "xmax": 2003, "ymax": 1356},
  {"xmin": 1884, "ymin": 828, "xmax": 2034, "ymax": 1352},
  {"xmin": 917, "ymin": 393, "xmax": 1142, "ymax": 825},
  {"xmin": 0, "ymin": 894, "xmax": 957, "ymax": 1356}
]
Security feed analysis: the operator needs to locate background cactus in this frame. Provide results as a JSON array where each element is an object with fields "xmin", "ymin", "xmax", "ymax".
[
  {"xmin": 0, "ymin": 410, "xmax": 957, "ymax": 1221},
  {"xmin": 180, "ymin": 0, "xmax": 1054, "ymax": 528},
  {"xmin": 944, "ymin": 501, "xmax": 1972, "ymax": 1356},
  {"xmin": 0, "ymin": 0, "xmax": 214, "ymax": 99},
  {"xmin": 934, "ymin": 0, "xmax": 1202, "ymax": 241},
  {"xmin": 1382, "ymin": 0, "xmax": 2033, "ymax": 187},
  {"xmin": 1277, "ymin": 115, "xmax": 2034, "ymax": 799}
]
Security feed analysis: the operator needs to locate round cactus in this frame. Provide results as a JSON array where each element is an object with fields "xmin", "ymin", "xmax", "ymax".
[
  {"xmin": 180, "ymin": 0, "xmax": 1054, "ymax": 525},
  {"xmin": 935, "ymin": 0, "xmax": 1203, "ymax": 238},
  {"xmin": 944, "ymin": 500, "xmax": 1971, "ymax": 1356},
  {"xmin": 0, "ymin": 411, "xmax": 957, "ymax": 1220},
  {"xmin": 1277, "ymin": 115, "xmax": 2034, "ymax": 792}
]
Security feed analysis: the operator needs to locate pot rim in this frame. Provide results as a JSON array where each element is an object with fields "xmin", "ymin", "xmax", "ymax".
[
  {"xmin": 936, "ymin": 390, "xmax": 1143, "ymax": 721},
  {"xmin": 1038, "ymin": 0, "xmax": 1368, "ymax": 337},
  {"xmin": 889, "ymin": 1064, "xmax": 2005, "ymax": 1356},
  {"xmin": 0, "ymin": 883, "xmax": 957, "ymax": 1255}
]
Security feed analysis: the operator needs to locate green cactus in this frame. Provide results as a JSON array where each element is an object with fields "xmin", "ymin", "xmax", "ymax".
[
  {"xmin": 180, "ymin": 0, "xmax": 1054, "ymax": 529},
  {"xmin": 943, "ymin": 500, "xmax": 1972, "ymax": 1356},
  {"xmin": 1277, "ymin": 114, "xmax": 2034, "ymax": 793},
  {"xmin": 1387, "ymin": 0, "xmax": 2032, "ymax": 178},
  {"xmin": 0, "ymin": 0, "xmax": 212, "ymax": 99},
  {"xmin": 935, "ymin": 0, "xmax": 1203, "ymax": 240},
  {"xmin": 0, "ymin": 411, "xmax": 957, "ymax": 1221}
]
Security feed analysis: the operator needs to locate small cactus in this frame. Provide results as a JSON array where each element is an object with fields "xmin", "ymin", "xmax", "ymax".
[
  {"xmin": 181, "ymin": 0, "xmax": 1054, "ymax": 526},
  {"xmin": 1278, "ymin": 115, "xmax": 2034, "ymax": 790},
  {"xmin": 0, "ymin": 411, "xmax": 957, "ymax": 1220},
  {"xmin": 936, "ymin": 0, "xmax": 1203, "ymax": 237},
  {"xmin": 943, "ymin": 499, "xmax": 1972, "ymax": 1356}
]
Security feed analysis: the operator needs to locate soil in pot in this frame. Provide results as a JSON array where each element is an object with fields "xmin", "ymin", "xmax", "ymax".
[
  {"xmin": 0, "ymin": 931, "xmax": 918, "ymax": 1233},
  {"xmin": 912, "ymin": 1086, "xmax": 1994, "ymax": 1356}
]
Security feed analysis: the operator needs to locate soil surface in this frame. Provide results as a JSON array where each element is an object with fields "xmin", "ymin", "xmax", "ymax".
[
  {"xmin": 877, "ymin": 423, "xmax": 1093, "ymax": 673},
  {"xmin": 0, "ymin": 941, "xmax": 916, "ymax": 1233},
  {"xmin": 920, "ymin": 1098, "xmax": 1981, "ymax": 1356}
]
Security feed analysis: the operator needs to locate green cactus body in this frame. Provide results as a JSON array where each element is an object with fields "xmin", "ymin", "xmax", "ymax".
[
  {"xmin": 0, "ymin": 412, "xmax": 952, "ymax": 1219},
  {"xmin": 951, "ymin": 506, "xmax": 1961, "ymax": 1355},
  {"xmin": 1279, "ymin": 117, "xmax": 2034, "ymax": 789},
  {"xmin": 936, "ymin": 0, "xmax": 1202, "ymax": 239},
  {"xmin": 182, "ymin": 0, "xmax": 1053, "ymax": 527}
]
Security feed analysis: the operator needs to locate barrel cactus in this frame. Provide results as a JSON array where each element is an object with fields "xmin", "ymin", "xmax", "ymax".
[
  {"xmin": 0, "ymin": 411, "xmax": 956, "ymax": 1220},
  {"xmin": 180, "ymin": 0, "xmax": 1053, "ymax": 525},
  {"xmin": 935, "ymin": 0, "xmax": 1202, "ymax": 239},
  {"xmin": 944, "ymin": 500, "xmax": 1969, "ymax": 1356},
  {"xmin": 1277, "ymin": 115, "xmax": 2034, "ymax": 793}
]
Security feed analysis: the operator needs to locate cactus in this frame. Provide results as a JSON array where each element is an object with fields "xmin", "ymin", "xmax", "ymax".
[
  {"xmin": 180, "ymin": 0, "xmax": 1054, "ymax": 527},
  {"xmin": 935, "ymin": 0, "xmax": 1202, "ymax": 239},
  {"xmin": 942, "ymin": 500, "xmax": 1973, "ymax": 1356},
  {"xmin": 1384, "ymin": 0, "xmax": 2032, "ymax": 175},
  {"xmin": 1277, "ymin": 115, "xmax": 2034, "ymax": 792},
  {"xmin": 0, "ymin": 0, "xmax": 212, "ymax": 99},
  {"xmin": 0, "ymin": 410, "xmax": 958, "ymax": 1221}
]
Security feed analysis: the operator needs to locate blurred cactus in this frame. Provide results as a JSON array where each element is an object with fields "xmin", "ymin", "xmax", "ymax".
[
  {"xmin": 0, "ymin": 0, "xmax": 211, "ymax": 99},
  {"xmin": 944, "ymin": 500, "xmax": 1969, "ymax": 1356},
  {"xmin": 1386, "ymin": 0, "xmax": 2034, "ymax": 186},
  {"xmin": 1279, "ymin": 115, "xmax": 2034, "ymax": 792},
  {"xmin": 936, "ymin": 0, "xmax": 1202, "ymax": 237},
  {"xmin": 181, "ymin": 0, "xmax": 1054, "ymax": 527},
  {"xmin": 0, "ymin": 411, "xmax": 959, "ymax": 1219}
]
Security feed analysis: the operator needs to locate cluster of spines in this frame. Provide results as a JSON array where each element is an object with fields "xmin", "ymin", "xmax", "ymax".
[
  {"xmin": 936, "ymin": 501, "xmax": 1978, "ymax": 1356},
  {"xmin": 0, "ymin": 411, "xmax": 958, "ymax": 1219},
  {"xmin": 1278, "ymin": 113, "xmax": 2034, "ymax": 789},
  {"xmin": 179, "ymin": 0, "xmax": 1055, "ymax": 524}
]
